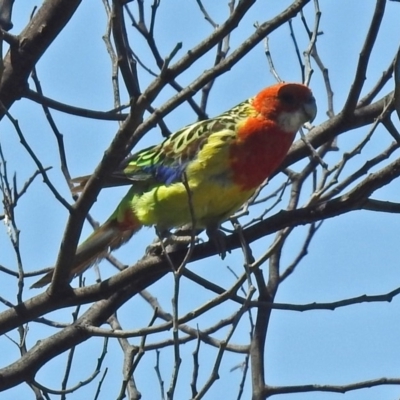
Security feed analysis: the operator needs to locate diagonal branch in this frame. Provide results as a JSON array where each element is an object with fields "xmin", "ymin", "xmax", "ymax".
[
  {"xmin": 0, "ymin": 0, "xmax": 82, "ymax": 116},
  {"xmin": 342, "ymin": 0, "xmax": 386, "ymax": 115}
]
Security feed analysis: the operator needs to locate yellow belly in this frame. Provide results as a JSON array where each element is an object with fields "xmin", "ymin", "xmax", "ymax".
[
  {"xmin": 134, "ymin": 180, "xmax": 253, "ymax": 230},
  {"xmin": 133, "ymin": 128, "xmax": 256, "ymax": 229}
]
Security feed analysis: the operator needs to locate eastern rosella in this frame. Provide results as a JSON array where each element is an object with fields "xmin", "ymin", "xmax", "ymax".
[{"xmin": 31, "ymin": 82, "xmax": 317, "ymax": 288}]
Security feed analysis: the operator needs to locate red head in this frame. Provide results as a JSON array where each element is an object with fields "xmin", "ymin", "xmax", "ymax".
[
  {"xmin": 252, "ymin": 83, "xmax": 317, "ymax": 133},
  {"xmin": 230, "ymin": 83, "xmax": 317, "ymax": 190}
]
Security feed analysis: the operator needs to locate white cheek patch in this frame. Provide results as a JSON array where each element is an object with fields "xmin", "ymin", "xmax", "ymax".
[{"xmin": 277, "ymin": 110, "xmax": 309, "ymax": 133}]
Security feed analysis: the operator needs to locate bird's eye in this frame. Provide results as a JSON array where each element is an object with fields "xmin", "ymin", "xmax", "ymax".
[{"xmin": 279, "ymin": 92, "xmax": 295, "ymax": 104}]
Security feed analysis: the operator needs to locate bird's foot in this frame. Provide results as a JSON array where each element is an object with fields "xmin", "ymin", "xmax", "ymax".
[
  {"xmin": 206, "ymin": 227, "xmax": 229, "ymax": 259},
  {"xmin": 146, "ymin": 228, "xmax": 201, "ymax": 256}
]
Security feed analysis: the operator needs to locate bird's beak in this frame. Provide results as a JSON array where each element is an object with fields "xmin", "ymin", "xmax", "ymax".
[{"xmin": 304, "ymin": 96, "xmax": 317, "ymax": 123}]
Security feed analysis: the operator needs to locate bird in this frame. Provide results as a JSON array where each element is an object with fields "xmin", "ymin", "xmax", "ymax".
[{"xmin": 31, "ymin": 82, "xmax": 317, "ymax": 288}]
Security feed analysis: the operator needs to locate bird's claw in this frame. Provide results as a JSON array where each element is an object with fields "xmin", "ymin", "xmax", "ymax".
[
  {"xmin": 146, "ymin": 227, "xmax": 229, "ymax": 259},
  {"xmin": 206, "ymin": 227, "xmax": 229, "ymax": 259},
  {"xmin": 146, "ymin": 229, "xmax": 200, "ymax": 255}
]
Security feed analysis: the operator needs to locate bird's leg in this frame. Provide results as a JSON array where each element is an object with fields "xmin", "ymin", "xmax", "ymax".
[{"xmin": 206, "ymin": 225, "xmax": 228, "ymax": 259}]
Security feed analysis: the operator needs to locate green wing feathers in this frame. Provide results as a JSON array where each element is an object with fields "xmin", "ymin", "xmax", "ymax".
[{"xmin": 72, "ymin": 99, "xmax": 254, "ymax": 194}]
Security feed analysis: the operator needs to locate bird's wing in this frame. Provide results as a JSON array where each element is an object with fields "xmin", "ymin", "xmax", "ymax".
[
  {"xmin": 71, "ymin": 99, "xmax": 254, "ymax": 193},
  {"xmin": 115, "ymin": 102, "xmax": 254, "ymax": 186}
]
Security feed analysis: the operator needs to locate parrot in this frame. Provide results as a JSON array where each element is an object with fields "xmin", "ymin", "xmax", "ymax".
[{"xmin": 31, "ymin": 82, "xmax": 317, "ymax": 288}]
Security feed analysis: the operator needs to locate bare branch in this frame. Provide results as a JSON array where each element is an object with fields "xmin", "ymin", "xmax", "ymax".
[{"xmin": 265, "ymin": 377, "xmax": 400, "ymax": 396}]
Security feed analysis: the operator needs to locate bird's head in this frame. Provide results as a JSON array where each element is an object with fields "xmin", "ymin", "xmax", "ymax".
[{"xmin": 252, "ymin": 83, "xmax": 317, "ymax": 133}]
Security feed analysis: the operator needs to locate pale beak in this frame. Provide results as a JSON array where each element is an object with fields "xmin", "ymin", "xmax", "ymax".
[{"xmin": 304, "ymin": 96, "xmax": 317, "ymax": 123}]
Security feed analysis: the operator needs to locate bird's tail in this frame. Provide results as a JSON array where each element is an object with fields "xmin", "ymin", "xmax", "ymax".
[{"xmin": 30, "ymin": 217, "xmax": 142, "ymax": 288}]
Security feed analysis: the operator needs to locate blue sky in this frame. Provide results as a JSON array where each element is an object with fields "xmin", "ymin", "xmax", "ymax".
[{"xmin": 1, "ymin": 1, "xmax": 400, "ymax": 399}]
